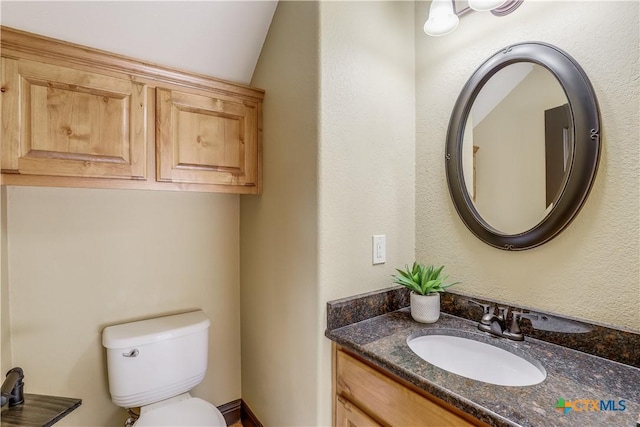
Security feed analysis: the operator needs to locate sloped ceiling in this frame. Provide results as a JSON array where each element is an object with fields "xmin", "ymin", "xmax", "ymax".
[{"xmin": 0, "ymin": 1, "xmax": 278, "ymax": 85}]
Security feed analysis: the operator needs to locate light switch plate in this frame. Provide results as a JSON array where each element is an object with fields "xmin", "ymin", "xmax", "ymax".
[{"xmin": 372, "ymin": 235, "xmax": 386, "ymax": 265}]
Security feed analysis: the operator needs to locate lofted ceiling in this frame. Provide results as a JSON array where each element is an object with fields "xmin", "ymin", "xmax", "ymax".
[{"xmin": 0, "ymin": 1, "xmax": 278, "ymax": 85}]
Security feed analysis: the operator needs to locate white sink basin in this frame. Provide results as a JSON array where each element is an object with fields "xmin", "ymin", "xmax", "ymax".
[{"xmin": 407, "ymin": 331, "xmax": 546, "ymax": 386}]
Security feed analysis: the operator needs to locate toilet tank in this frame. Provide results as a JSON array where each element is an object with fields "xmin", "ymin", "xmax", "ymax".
[{"xmin": 102, "ymin": 310, "xmax": 211, "ymax": 408}]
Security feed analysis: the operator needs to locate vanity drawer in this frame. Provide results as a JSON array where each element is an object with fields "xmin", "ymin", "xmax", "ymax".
[
  {"xmin": 336, "ymin": 395, "xmax": 383, "ymax": 427},
  {"xmin": 336, "ymin": 348, "xmax": 481, "ymax": 427}
]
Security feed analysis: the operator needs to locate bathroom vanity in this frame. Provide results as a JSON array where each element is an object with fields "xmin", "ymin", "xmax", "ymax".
[
  {"xmin": 326, "ymin": 288, "xmax": 640, "ymax": 427},
  {"xmin": 335, "ymin": 345, "xmax": 482, "ymax": 426}
]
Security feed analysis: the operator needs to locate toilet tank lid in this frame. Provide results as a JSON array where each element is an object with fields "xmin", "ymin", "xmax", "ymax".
[{"xmin": 102, "ymin": 310, "xmax": 210, "ymax": 349}]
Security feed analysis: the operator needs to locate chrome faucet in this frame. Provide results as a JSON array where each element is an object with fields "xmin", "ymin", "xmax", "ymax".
[{"xmin": 469, "ymin": 300, "xmax": 538, "ymax": 341}]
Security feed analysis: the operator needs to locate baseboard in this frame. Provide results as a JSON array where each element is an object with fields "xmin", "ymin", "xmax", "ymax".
[
  {"xmin": 218, "ymin": 399, "xmax": 241, "ymax": 425},
  {"xmin": 241, "ymin": 400, "xmax": 263, "ymax": 427},
  {"xmin": 218, "ymin": 399, "xmax": 263, "ymax": 427}
]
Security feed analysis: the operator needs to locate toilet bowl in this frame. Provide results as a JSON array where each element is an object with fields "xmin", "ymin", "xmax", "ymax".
[
  {"xmin": 102, "ymin": 311, "xmax": 227, "ymax": 426},
  {"xmin": 134, "ymin": 393, "xmax": 226, "ymax": 426}
]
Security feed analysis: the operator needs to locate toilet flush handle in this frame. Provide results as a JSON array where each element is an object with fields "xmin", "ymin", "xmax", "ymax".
[{"xmin": 122, "ymin": 349, "xmax": 139, "ymax": 358}]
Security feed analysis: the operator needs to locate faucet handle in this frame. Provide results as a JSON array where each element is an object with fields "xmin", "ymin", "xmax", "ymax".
[
  {"xmin": 497, "ymin": 306, "xmax": 509, "ymax": 321},
  {"xmin": 469, "ymin": 300, "xmax": 493, "ymax": 315},
  {"xmin": 469, "ymin": 300, "xmax": 497, "ymax": 327},
  {"xmin": 510, "ymin": 311, "xmax": 539, "ymax": 334}
]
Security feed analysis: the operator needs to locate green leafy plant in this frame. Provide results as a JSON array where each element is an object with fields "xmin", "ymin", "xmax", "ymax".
[{"xmin": 392, "ymin": 262, "xmax": 459, "ymax": 296}]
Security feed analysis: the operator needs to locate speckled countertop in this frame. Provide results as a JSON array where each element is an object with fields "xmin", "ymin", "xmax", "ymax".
[{"xmin": 326, "ymin": 308, "xmax": 640, "ymax": 427}]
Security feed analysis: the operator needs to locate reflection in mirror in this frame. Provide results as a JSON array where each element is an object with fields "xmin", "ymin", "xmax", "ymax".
[{"xmin": 461, "ymin": 63, "xmax": 570, "ymax": 234}]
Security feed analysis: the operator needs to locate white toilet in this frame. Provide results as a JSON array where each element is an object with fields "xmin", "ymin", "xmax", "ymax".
[{"xmin": 102, "ymin": 310, "xmax": 227, "ymax": 426}]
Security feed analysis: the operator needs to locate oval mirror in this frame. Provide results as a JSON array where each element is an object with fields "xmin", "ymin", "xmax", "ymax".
[{"xmin": 446, "ymin": 42, "xmax": 600, "ymax": 250}]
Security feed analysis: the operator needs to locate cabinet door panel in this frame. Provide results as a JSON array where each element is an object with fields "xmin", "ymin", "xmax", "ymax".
[
  {"xmin": 337, "ymin": 350, "xmax": 476, "ymax": 427},
  {"xmin": 336, "ymin": 396, "xmax": 383, "ymax": 427},
  {"xmin": 30, "ymin": 85, "xmax": 128, "ymax": 159},
  {"xmin": 156, "ymin": 88, "xmax": 258, "ymax": 188},
  {"xmin": 174, "ymin": 108, "xmax": 243, "ymax": 171},
  {"xmin": 1, "ymin": 58, "xmax": 146, "ymax": 179}
]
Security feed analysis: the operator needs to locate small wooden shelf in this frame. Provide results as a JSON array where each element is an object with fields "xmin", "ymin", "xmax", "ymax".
[{"xmin": 1, "ymin": 393, "xmax": 82, "ymax": 427}]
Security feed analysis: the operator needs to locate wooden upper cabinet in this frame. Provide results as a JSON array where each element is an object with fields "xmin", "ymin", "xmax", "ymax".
[
  {"xmin": 156, "ymin": 88, "xmax": 259, "ymax": 188},
  {"xmin": 0, "ymin": 26, "xmax": 263, "ymax": 194},
  {"xmin": 1, "ymin": 57, "xmax": 147, "ymax": 179}
]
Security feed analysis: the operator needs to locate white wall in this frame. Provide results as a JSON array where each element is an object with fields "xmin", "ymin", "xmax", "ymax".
[
  {"xmin": 0, "ymin": 1, "xmax": 276, "ymax": 84},
  {"xmin": 416, "ymin": 0, "xmax": 640, "ymax": 330},
  {"xmin": 242, "ymin": 1, "xmax": 415, "ymax": 425},
  {"xmin": 5, "ymin": 187, "xmax": 241, "ymax": 426}
]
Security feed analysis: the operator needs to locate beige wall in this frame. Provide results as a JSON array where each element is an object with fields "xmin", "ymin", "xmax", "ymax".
[
  {"xmin": 241, "ymin": 2, "xmax": 321, "ymax": 426},
  {"xmin": 242, "ymin": 1, "xmax": 415, "ymax": 425},
  {"xmin": 1, "ymin": 187, "xmax": 10, "ymax": 375},
  {"xmin": 1, "ymin": 4, "xmax": 248, "ymax": 424},
  {"xmin": 5, "ymin": 187, "xmax": 241, "ymax": 426},
  {"xmin": 474, "ymin": 65, "xmax": 566, "ymax": 233},
  {"xmin": 3, "ymin": 3, "xmax": 636, "ymax": 427},
  {"xmin": 317, "ymin": 1, "xmax": 415, "ymax": 425},
  {"xmin": 416, "ymin": 1, "xmax": 640, "ymax": 330}
]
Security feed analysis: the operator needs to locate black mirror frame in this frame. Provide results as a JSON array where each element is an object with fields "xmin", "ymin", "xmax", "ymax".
[{"xmin": 445, "ymin": 42, "xmax": 601, "ymax": 251}]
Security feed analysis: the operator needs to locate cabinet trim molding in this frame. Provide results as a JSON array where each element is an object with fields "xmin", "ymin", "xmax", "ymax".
[{"xmin": 0, "ymin": 26, "xmax": 264, "ymax": 102}]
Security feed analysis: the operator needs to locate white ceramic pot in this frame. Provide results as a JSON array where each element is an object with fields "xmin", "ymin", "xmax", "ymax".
[{"xmin": 410, "ymin": 292, "xmax": 440, "ymax": 323}]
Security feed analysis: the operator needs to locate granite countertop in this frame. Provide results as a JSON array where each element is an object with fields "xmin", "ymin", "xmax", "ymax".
[
  {"xmin": 326, "ymin": 308, "xmax": 640, "ymax": 427},
  {"xmin": 1, "ymin": 393, "xmax": 82, "ymax": 427}
]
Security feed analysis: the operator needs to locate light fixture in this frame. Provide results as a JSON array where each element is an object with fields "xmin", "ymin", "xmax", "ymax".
[
  {"xmin": 423, "ymin": 0, "xmax": 459, "ymax": 37},
  {"xmin": 424, "ymin": 0, "xmax": 524, "ymax": 36},
  {"xmin": 468, "ymin": 0, "xmax": 508, "ymax": 12}
]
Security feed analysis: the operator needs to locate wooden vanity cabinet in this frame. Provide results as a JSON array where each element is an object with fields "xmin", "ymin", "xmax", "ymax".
[
  {"xmin": 334, "ymin": 346, "xmax": 485, "ymax": 427},
  {"xmin": 0, "ymin": 26, "xmax": 263, "ymax": 194},
  {"xmin": 336, "ymin": 395, "xmax": 383, "ymax": 427}
]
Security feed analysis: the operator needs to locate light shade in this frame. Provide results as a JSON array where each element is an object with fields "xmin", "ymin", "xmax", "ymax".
[
  {"xmin": 468, "ymin": 0, "xmax": 509, "ymax": 12},
  {"xmin": 424, "ymin": 0, "xmax": 460, "ymax": 37}
]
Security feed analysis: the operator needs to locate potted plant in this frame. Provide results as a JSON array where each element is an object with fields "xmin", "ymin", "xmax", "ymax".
[{"xmin": 392, "ymin": 262, "xmax": 459, "ymax": 323}]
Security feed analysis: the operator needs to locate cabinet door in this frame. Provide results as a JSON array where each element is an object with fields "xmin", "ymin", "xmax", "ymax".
[
  {"xmin": 156, "ymin": 88, "xmax": 260, "ymax": 190},
  {"xmin": 336, "ymin": 350, "xmax": 478, "ymax": 427},
  {"xmin": 1, "ymin": 58, "xmax": 147, "ymax": 179},
  {"xmin": 336, "ymin": 396, "xmax": 382, "ymax": 427}
]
